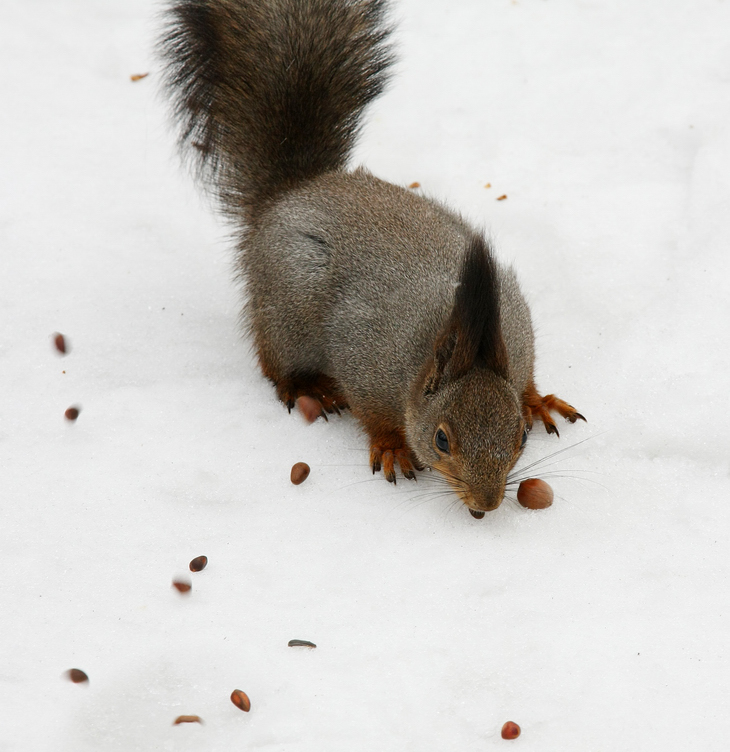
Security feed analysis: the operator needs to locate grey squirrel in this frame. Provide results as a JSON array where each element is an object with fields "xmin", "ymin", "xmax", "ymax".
[{"xmin": 160, "ymin": 0, "xmax": 584, "ymax": 513}]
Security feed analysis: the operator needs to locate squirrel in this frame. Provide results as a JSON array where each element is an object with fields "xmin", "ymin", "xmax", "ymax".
[{"xmin": 159, "ymin": 0, "xmax": 585, "ymax": 513}]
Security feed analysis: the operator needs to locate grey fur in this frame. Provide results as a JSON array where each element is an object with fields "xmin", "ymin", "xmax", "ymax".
[{"xmin": 161, "ymin": 0, "xmax": 550, "ymax": 512}]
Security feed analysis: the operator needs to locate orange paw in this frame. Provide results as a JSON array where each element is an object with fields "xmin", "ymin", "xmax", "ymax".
[
  {"xmin": 369, "ymin": 431, "xmax": 419, "ymax": 484},
  {"xmin": 523, "ymin": 382, "xmax": 585, "ymax": 437}
]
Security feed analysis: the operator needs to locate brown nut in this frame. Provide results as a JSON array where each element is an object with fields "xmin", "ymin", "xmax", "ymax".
[
  {"xmin": 517, "ymin": 478, "xmax": 554, "ymax": 509},
  {"xmin": 189, "ymin": 555, "xmax": 208, "ymax": 572},
  {"xmin": 53, "ymin": 332, "xmax": 68, "ymax": 354},
  {"xmin": 172, "ymin": 579, "xmax": 192, "ymax": 593},
  {"xmin": 297, "ymin": 396, "xmax": 322, "ymax": 423},
  {"xmin": 64, "ymin": 406, "xmax": 80, "ymax": 421},
  {"xmin": 230, "ymin": 689, "xmax": 251, "ymax": 712},
  {"xmin": 67, "ymin": 668, "xmax": 89, "ymax": 684},
  {"xmin": 290, "ymin": 462, "xmax": 310, "ymax": 485},
  {"xmin": 173, "ymin": 715, "xmax": 203, "ymax": 725},
  {"xmin": 501, "ymin": 721, "xmax": 520, "ymax": 739},
  {"xmin": 288, "ymin": 639, "xmax": 317, "ymax": 648}
]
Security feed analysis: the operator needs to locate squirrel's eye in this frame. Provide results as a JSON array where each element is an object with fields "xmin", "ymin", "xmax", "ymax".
[
  {"xmin": 435, "ymin": 428, "xmax": 450, "ymax": 454},
  {"xmin": 521, "ymin": 428, "xmax": 529, "ymax": 449}
]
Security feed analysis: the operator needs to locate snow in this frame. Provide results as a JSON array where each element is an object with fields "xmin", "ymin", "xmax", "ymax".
[{"xmin": 2, "ymin": 0, "xmax": 729, "ymax": 749}]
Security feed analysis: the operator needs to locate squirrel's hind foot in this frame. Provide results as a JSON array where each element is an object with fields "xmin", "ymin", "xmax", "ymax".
[
  {"xmin": 523, "ymin": 381, "xmax": 586, "ymax": 437},
  {"xmin": 274, "ymin": 373, "xmax": 349, "ymax": 421}
]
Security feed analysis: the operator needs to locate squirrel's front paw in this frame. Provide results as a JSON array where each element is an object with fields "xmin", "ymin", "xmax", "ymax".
[
  {"xmin": 369, "ymin": 439, "xmax": 419, "ymax": 484},
  {"xmin": 370, "ymin": 445, "xmax": 417, "ymax": 483},
  {"xmin": 523, "ymin": 382, "xmax": 586, "ymax": 437}
]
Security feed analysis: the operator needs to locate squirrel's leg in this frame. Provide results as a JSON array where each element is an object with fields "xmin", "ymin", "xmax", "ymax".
[
  {"xmin": 351, "ymin": 410, "xmax": 418, "ymax": 483},
  {"xmin": 522, "ymin": 380, "xmax": 586, "ymax": 437},
  {"xmin": 254, "ymin": 338, "xmax": 348, "ymax": 418}
]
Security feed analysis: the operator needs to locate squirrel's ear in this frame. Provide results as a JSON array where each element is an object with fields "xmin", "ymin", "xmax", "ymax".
[{"xmin": 424, "ymin": 235, "xmax": 509, "ymax": 395}]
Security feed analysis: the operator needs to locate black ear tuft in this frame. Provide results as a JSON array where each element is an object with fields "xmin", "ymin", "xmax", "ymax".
[
  {"xmin": 426, "ymin": 235, "xmax": 509, "ymax": 392},
  {"xmin": 455, "ymin": 235, "xmax": 509, "ymax": 377}
]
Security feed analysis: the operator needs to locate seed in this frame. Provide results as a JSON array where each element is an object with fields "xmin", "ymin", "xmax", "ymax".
[
  {"xmin": 64, "ymin": 406, "xmax": 80, "ymax": 421},
  {"xmin": 130, "ymin": 73, "xmax": 149, "ymax": 82},
  {"xmin": 497, "ymin": 194, "xmax": 508, "ymax": 201},
  {"xmin": 469, "ymin": 509, "xmax": 485, "ymax": 519},
  {"xmin": 67, "ymin": 669, "xmax": 88, "ymax": 684},
  {"xmin": 53, "ymin": 333, "xmax": 68, "ymax": 354},
  {"xmin": 172, "ymin": 579, "xmax": 192, "ymax": 593},
  {"xmin": 288, "ymin": 639, "xmax": 316, "ymax": 648},
  {"xmin": 408, "ymin": 181, "xmax": 421, "ymax": 189},
  {"xmin": 189, "ymin": 555, "xmax": 208, "ymax": 572},
  {"xmin": 290, "ymin": 462, "xmax": 310, "ymax": 485},
  {"xmin": 297, "ymin": 396, "xmax": 322, "ymax": 423},
  {"xmin": 173, "ymin": 715, "xmax": 203, "ymax": 725},
  {"xmin": 230, "ymin": 689, "xmax": 251, "ymax": 712},
  {"xmin": 501, "ymin": 721, "xmax": 521, "ymax": 739},
  {"xmin": 517, "ymin": 478, "xmax": 554, "ymax": 509}
]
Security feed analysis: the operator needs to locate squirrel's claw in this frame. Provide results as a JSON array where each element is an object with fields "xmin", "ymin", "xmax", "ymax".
[
  {"xmin": 544, "ymin": 421, "xmax": 560, "ymax": 437},
  {"xmin": 523, "ymin": 382, "xmax": 586, "ymax": 437},
  {"xmin": 382, "ymin": 450, "xmax": 397, "ymax": 483},
  {"xmin": 369, "ymin": 441, "xmax": 418, "ymax": 482}
]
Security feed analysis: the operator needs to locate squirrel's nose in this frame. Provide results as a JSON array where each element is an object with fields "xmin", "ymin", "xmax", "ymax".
[{"xmin": 467, "ymin": 483, "xmax": 506, "ymax": 512}]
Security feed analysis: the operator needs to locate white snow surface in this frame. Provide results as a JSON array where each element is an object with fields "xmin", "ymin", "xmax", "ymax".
[{"xmin": 2, "ymin": 0, "xmax": 729, "ymax": 749}]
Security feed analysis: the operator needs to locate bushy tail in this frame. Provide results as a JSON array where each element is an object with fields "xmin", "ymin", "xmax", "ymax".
[{"xmin": 159, "ymin": 0, "xmax": 393, "ymax": 221}]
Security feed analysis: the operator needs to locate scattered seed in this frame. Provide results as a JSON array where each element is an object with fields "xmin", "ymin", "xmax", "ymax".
[
  {"xmin": 230, "ymin": 689, "xmax": 251, "ymax": 712},
  {"xmin": 517, "ymin": 478, "xmax": 554, "ymax": 509},
  {"xmin": 189, "ymin": 556, "xmax": 208, "ymax": 572},
  {"xmin": 288, "ymin": 639, "xmax": 317, "ymax": 648},
  {"xmin": 484, "ymin": 183, "xmax": 492, "ymax": 189},
  {"xmin": 408, "ymin": 181, "xmax": 421, "ymax": 189},
  {"xmin": 172, "ymin": 579, "xmax": 192, "ymax": 593},
  {"xmin": 469, "ymin": 509, "xmax": 485, "ymax": 519},
  {"xmin": 501, "ymin": 721, "xmax": 521, "ymax": 739},
  {"xmin": 67, "ymin": 669, "xmax": 88, "ymax": 684},
  {"xmin": 64, "ymin": 406, "xmax": 80, "ymax": 421},
  {"xmin": 130, "ymin": 73, "xmax": 149, "ymax": 82},
  {"xmin": 173, "ymin": 715, "xmax": 203, "ymax": 725},
  {"xmin": 290, "ymin": 462, "xmax": 310, "ymax": 485},
  {"xmin": 53, "ymin": 333, "xmax": 68, "ymax": 354},
  {"xmin": 297, "ymin": 396, "xmax": 322, "ymax": 423},
  {"xmin": 497, "ymin": 194, "xmax": 508, "ymax": 201}
]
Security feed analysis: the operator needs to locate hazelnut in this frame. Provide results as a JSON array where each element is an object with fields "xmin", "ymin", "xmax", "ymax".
[{"xmin": 517, "ymin": 479, "xmax": 554, "ymax": 509}]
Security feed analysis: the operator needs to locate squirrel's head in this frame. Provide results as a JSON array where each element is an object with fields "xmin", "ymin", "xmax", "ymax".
[{"xmin": 405, "ymin": 235, "xmax": 526, "ymax": 513}]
